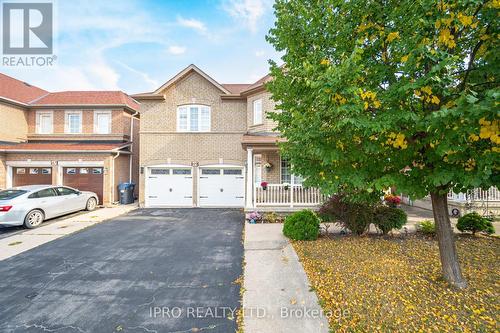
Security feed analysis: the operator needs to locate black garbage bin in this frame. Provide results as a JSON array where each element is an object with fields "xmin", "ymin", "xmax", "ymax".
[{"xmin": 118, "ymin": 182, "xmax": 135, "ymax": 204}]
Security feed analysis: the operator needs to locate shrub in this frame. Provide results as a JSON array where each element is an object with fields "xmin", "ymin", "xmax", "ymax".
[
  {"xmin": 318, "ymin": 194, "xmax": 373, "ymax": 235},
  {"xmin": 418, "ymin": 220, "xmax": 436, "ymax": 235},
  {"xmin": 263, "ymin": 212, "xmax": 284, "ymax": 223},
  {"xmin": 457, "ymin": 212, "xmax": 495, "ymax": 235},
  {"xmin": 283, "ymin": 209, "xmax": 321, "ymax": 240},
  {"xmin": 373, "ymin": 206, "xmax": 408, "ymax": 234}
]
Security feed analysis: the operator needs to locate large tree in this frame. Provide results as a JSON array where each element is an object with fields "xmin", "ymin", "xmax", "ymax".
[{"xmin": 267, "ymin": 0, "xmax": 499, "ymax": 288}]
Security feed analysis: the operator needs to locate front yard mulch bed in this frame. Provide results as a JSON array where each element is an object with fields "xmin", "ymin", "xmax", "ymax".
[{"xmin": 293, "ymin": 235, "xmax": 499, "ymax": 332}]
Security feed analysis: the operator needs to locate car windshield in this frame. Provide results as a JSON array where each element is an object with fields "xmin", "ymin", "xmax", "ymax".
[{"xmin": 0, "ymin": 189, "xmax": 27, "ymax": 200}]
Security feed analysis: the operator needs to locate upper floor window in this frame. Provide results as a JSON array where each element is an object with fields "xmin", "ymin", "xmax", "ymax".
[
  {"xmin": 94, "ymin": 110, "xmax": 111, "ymax": 134},
  {"xmin": 177, "ymin": 105, "xmax": 210, "ymax": 132},
  {"xmin": 253, "ymin": 99, "xmax": 262, "ymax": 125},
  {"xmin": 36, "ymin": 111, "xmax": 53, "ymax": 134},
  {"xmin": 65, "ymin": 111, "xmax": 82, "ymax": 134}
]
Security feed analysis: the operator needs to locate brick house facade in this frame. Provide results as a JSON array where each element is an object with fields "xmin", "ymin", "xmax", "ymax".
[
  {"xmin": 0, "ymin": 73, "xmax": 140, "ymax": 206},
  {"xmin": 134, "ymin": 65, "xmax": 324, "ymax": 210}
]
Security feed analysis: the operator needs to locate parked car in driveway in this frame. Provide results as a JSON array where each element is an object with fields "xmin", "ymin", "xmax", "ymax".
[{"xmin": 0, "ymin": 185, "xmax": 98, "ymax": 228}]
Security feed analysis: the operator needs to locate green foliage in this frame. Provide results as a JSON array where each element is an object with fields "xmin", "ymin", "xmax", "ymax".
[
  {"xmin": 374, "ymin": 206, "xmax": 408, "ymax": 234},
  {"xmin": 418, "ymin": 220, "xmax": 436, "ymax": 235},
  {"xmin": 283, "ymin": 209, "xmax": 321, "ymax": 240},
  {"xmin": 457, "ymin": 212, "xmax": 495, "ymax": 235},
  {"xmin": 318, "ymin": 194, "xmax": 373, "ymax": 235},
  {"xmin": 266, "ymin": 0, "xmax": 499, "ymax": 201}
]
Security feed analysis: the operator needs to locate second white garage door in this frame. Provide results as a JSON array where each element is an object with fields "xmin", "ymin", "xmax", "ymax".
[
  {"xmin": 198, "ymin": 167, "xmax": 245, "ymax": 207},
  {"xmin": 146, "ymin": 167, "xmax": 193, "ymax": 207}
]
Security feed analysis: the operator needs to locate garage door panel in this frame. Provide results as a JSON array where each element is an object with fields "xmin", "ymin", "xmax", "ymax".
[
  {"xmin": 13, "ymin": 167, "xmax": 52, "ymax": 187},
  {"xmin": 199, "ymin": 167, "xmax": 244, "ymax": 207},
  {"xmin": 146, "ymin": 167, "xmax": 193, "ymax": 207},
  {"xmin": 63, "ymin": 167, "xmax": 103, "ymax": 204}
]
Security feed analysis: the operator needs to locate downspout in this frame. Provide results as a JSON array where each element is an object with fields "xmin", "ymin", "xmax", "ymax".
[
  {"xmin": 129, "ymin": 111, "xmax": 139, "ymax": 182},
  {"xmin": 111, "ymin": 151, "xmax": 121, "ymax": 204}
]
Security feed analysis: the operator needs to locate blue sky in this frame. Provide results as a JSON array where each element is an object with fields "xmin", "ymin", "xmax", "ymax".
[{"xmin": 2, "ymin": 0, "xmax": 281, "ymax": 94}]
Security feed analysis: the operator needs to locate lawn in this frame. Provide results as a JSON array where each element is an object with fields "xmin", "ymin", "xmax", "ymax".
[{"xmin": 293, "ymin": 235, "xmax": 499, "ymax": 332}]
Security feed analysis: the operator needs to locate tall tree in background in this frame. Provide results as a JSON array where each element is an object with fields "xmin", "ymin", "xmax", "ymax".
[{"xmin": 267, "ymin": 0, "xmax": 499, "ymax": 288}]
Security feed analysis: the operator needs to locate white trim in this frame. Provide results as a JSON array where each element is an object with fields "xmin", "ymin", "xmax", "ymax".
[
  {"xmin": 35, "ymin": 110, "xmax": 53, "ymax": 134},
  {"xmin": 6, "ymin": 166, "xmax": 13, "ymax": 188},
  {"xmin": 5, "ymin": 161, "xmax": 52, "ymax": 189},
  {"xmin": 176, "ymin": 105, "xmax": 211, "ymax": 132},
  {"xmin": 253, "ymin": 98, "xmax": 263, "ymax": 125},
  {"xmin": 246, "ymin": 149, "xmax": 254, "ymax": 209},
  {"xmin": 64, "ymin": 110, "xmax": 83, "ymax": 134},
  {"xmin": 6, "ymin": 161, "xmax": 52, "ymax": 167},
  {"xmin": 57, "ymin": 161, "xmax": 104, "ymax": 167},
  {"xmin": 93, "ymin": 110, "xmax": 112, "ymax": 134}
]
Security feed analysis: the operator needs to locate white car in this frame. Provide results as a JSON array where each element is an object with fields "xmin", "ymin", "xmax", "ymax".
[{"xmin": 0, "ymin": 185, "xmax": 98, "ymax": 228}]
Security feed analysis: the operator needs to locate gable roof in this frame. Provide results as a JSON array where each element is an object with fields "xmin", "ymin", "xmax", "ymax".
[
  {"xmin": 153, "ymin": 64, "xmax": 232, "ymax": 95},
  {"xmin": 0, "ymin": 72, "xmax": 139, "ymax": 111},
  {"xmin": 240, "ymin": 73, "xmax": 272, "ymax": 95},
  {"xmin": 221, "ymin": 84, "xmax": 253, "ymax": 94},
  {"xmin": 32, "ymin": 91, "xmax": 140, "ymax": 110},
  {"xmin": 0, "ymin": 73, "xmax": 48, "ymax": 105}
]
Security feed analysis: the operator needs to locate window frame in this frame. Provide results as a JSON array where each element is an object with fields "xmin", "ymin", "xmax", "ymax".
[
  {"xmin": 280, "ymin": 157, "xmax": 303, "ymax": 186},
  {"xmin": 176, "ymin": 105, "xmax": 211, "ymax": 132},
  {"xmin": 253, "ymin": 98, "xmax": 263, "ymax": 125},
  {"xmin": 35, "ymin": 110, "xmax": 54, "ymax": 134},
  {"xmin": 64, "ymin": 110, "xmax": 83, "ymax": 134},
  {"xmin": 93, "ymin": 110, "xmax": 112, "ymax": 134}
]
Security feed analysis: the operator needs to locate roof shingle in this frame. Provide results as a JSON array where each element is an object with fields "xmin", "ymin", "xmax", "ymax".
[{"xmin": 0, "ymin": 73, "xmax": 48, "ymax": 104}]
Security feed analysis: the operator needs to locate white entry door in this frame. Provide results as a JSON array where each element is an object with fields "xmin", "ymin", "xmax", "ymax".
[
  {"xmin": 146, "ymin": 167, "xmax": 193, "ymax": 207},
  {"xmin": 198, "ymin": 167, "xmax": 245, "ymax": 207}
]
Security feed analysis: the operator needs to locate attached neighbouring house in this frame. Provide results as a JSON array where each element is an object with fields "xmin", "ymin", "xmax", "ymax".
[
  {"xmin": 134, "ymin": 64, "xmax": 326, "ymax": 210},
  {"xmin": 0, "ymin": 73, "xmax": 140, "ymax": 206}
]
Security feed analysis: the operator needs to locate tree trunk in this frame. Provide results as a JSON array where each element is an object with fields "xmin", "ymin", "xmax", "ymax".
[{"xmin": 430, "ymin": 191, "xmax": 467, "ymax": 289}]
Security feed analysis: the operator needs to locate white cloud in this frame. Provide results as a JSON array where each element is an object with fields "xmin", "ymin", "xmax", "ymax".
[
  {"xmin": 223, "ymin": 0, "xmax": 268, "ymax": 33},
  {"xmin": 255, "ymin": 50, "xmax": 265, "ymax": 57},
  {"xmin": 168, "ymin": 45, "xmax": 187, "ymax": 55},
  {"xmin": 115, "ymin": 61, "xmax": 159, "ymax": 91},
  {"xmin": 177, "ymin": 16, "xmax": 207, "ymax": 34}
]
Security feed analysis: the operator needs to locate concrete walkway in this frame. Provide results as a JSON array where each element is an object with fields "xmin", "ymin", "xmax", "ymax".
[
  {"xmin": 0, "ymin": 203, "xmax": 137, "ymax": 261},
  {"xmin": 243, "ymin": 223, "xmax": 329, "ymax": 333}
]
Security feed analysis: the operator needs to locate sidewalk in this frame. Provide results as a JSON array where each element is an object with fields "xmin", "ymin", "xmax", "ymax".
[
  {"xmin": 0, "ymin": 203, "xmax": 137, "ymax": 261},
  {"xmin": 243, "ymin": 223, "xmax": 329, "ymax": 333}
]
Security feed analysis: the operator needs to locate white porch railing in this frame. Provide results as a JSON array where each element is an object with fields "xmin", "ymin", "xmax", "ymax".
[
  {"xmin": 448, "ymin": 187, "xmax": 500, "ymax": 202},
  {"xmin": 255, "ymin": 184, "xmax": 326, "ymax": 207}
]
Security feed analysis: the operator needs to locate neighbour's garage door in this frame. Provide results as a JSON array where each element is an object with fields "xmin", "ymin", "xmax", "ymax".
[
  {"xmin": 146, "ymin": 167, "xmax": 193, "ymax": 207},
  {"xmin": 63, "ymin": 167, "xmax": 104, "ymax": 203},
  {"xmin": 198, "ymin": 167, "xmax": 245, "ymax": 207},
  {"xmin": 12, "ymin": 167, "xmax": 52, "ymax": 187}
]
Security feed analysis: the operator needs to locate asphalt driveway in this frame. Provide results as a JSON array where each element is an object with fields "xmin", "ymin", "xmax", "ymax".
[{"xmin": 0, "ymin": 208, "xmax": 244, "ymax": 333}]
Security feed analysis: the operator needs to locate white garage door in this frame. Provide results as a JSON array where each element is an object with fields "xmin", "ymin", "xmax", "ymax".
[
  {"xmin": 198, "ymin": 167, "xmax": 245, "ymax": 207},
  {"xmin": 146, "ymin": 167, "xmax": 193, "ymax": 207}
]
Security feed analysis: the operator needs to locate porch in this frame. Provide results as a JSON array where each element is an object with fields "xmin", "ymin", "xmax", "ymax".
[
  {"xmin": 401, "ymin": 187, "xmax": 500, "ymax": 216},
  {"xmin": 242, "ymin": 134, "xmax": 327, "ymax": 211}
]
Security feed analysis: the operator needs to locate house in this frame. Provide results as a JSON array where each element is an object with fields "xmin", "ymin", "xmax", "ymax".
[
  {"xmin": 0, "ymin": 73, "xmax": 140, "ymax": 206},
  {"xmin": 134, "ymin": 64, "xmax": 325, "ymax": 210}
]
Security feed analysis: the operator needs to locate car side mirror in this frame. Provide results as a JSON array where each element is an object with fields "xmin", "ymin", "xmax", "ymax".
[{"xmin": 76, "ymin": 191, "xmax": 82, "ymax": 195}]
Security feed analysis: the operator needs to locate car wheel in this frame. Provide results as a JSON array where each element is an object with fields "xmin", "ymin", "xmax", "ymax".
[
  {"xmin": 24, "ymin": 209, "xmax": 45, "ymax": 229},
  {"xmin": 86, "ymin": 197, "xmax": 97, "ymax": 211}
]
